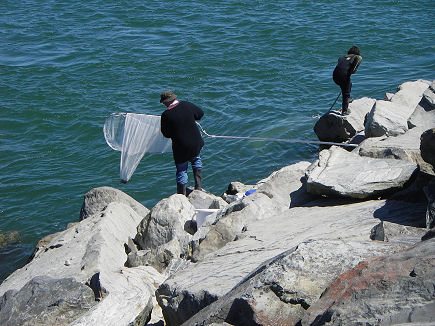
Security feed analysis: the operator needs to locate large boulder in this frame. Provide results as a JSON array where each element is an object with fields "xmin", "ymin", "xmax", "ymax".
[
  {"xmin": 365, "ymin": 80, "xmax": 430, "ymax": 138},
  {"xmin": 364, "ymin": 100, "xmax": 413, "ymax": 137},
  {"xmin": 134, "ymin": 194, "xmax": 195, "ymax": 252},
  {"xmin": 408, "ymin": 80, "xmax": 435, "ymax": 130},
  {"xmin": 0, "ymin": 276, "xmax": 96, "ymax": 326},
  {"xmin": 0, "ymin": 200, "xmax": 164, "ymax": 326},
  {"xmin": 188, "ymin": 190, "xmax": 228, "ymax": 209},
  {"xmin": 301, "ymin": 238, "xmax": 435, "ymax": 326},
  {"xmin": 305, "ymin": 146, "xmax": 418, "ymax": 199},
  {"xmin": 79, "ymin": 186, "xmax": 149, "ymax": 221},
  {"xmin": 390, "ymin": 79, "xmax": 431, "ymax": 110},
  {"xmin": 182, "ymin": 238, "xmax": 410, "ymax": 326},
  {"xmin": 358, "ymin": 126, "xmax": 434, "ymax": 175},
  {"xmin": 314, "ymin": 97, "xmax": 375, "ymax": 143}
]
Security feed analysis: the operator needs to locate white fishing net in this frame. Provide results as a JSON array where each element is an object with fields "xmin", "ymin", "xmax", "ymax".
[{"xmin": 103, "ymin": 113, "xmax": 172, "ymax": 182}]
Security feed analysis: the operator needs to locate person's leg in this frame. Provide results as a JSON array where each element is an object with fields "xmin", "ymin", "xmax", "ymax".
[
  {"xmin": 191, "ymin": 156, "xmax": 202, "ymax": 190},
  {"xmin": 341, "ymin": 78, "xmax": 352, "ymax": 114},
  {"xmin": 175, "ymin": 162, "xmax": 188, "ymax": 195}
]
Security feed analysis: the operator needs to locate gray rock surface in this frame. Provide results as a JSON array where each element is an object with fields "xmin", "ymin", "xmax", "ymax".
[
  {"xmin": 301, "ymin": 238, "xmax": 435, "ymax": 326},
  {"xmin": 305, "ymin": 146, "xmax": 418, "ymax": 199},
  {"xmin": 188, "ymin": 190, "xmax": 228, "ymax": 209},
  {"xmin": 79, "ymin": 186, "xmax": 149, "ymax": 221},
  {"xmin": 408, "ymin": 80, "xmax": 435, "ymax": 130},
  {"xmin": 182, "ymin": 238, "xmax": 409, "ymax": 326},
  {"xmin": 0, "ymin": 276, "xmax": 96, "ymax": 326},
  {"xmin": 156, "ymin": 197, "xmax": 423, "ymax": 325},
  {"xmin": 189, "ymin": 162, "xmax": 312, "ymax": 261},
  {"xmin": 134, "ymin": 194, "xmax": 195, "ymax": 252},
  {"xmin": 0, "ymin": 201, "xmax": 165, "ymax": 326},
  {"xmin": 358, "ymin": 127, "xmax": 434, "ymax": 175},
  {"xmin": 313, "ymin": 97, "xmax": 375, "ymax": 143},
  {"xmin": 365, "ymin": 80, "xmax": 430, "ymax": 138}
]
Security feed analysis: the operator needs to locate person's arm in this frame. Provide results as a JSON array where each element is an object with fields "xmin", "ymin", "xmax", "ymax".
[
  {"xmin": 350, "ymin": 55, "xmax": 362, "ymax": 74},
  {"xmin": 160, "ymin": 114, "xmax": 172, "ymax": 138}
]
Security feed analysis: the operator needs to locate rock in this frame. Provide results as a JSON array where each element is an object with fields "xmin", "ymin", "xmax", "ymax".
[
  {"xmin": 134, "ymin": 194, "xmax": 195, "ymax": 253},
  {"xmin": 314, "ymin": 97, "xmax": 375, "ymax": 143},
  {"xmin": 156, "ymin": 198, "xmax": 415, "ymax": 325},
  {"xmin": 0, "ymin": 231, "xmax": 20, "ymax": 248},
  {"xmin": 225, "ymin": 181, "xmax": 255, "ymax": 195},
  {"xmin": 390, "ymin": 79, "xmax": 430, "ymax": 110},
  {"xmin": 365, "ymin": 80, "xmax": 430, "ymax": 138},
  {"xmin": 369, "ymin": 221, "xmax": 427, "ymax": 244},
  {"xmin": 408, "ymin": 80, "xmax": 435, "ymax": 130},
  {"xmin": 188, "ymin": 190, "xmax": 228, "ymax": 210},
  {"xmin": 424, "ymin": 180, "xmax": 435, "ymax": 229},
  {"xmin": 305, "ymin": 146, "xmax": 418, "ymax": 199},
  {"xmin": 79, "ymin": 186, "xmax": 149, "ymax": 221},
  {"xmin": 182, "ymin": 239, "xmax": 409, "ymax": 326},
  {"xmin": 420, "ymin": 128, "xmax": 435, "ymax": 169},
  {"xmin": 190, "ymin": 162, "xmax": 312, "ymax": 261},
  {"xmin": 364, "ymin": 100, "xmax": 412, "ymax": 137},
  {"xmin": 0, "ymin": 200, "xmax": 165, "ymax": 326},
  {"xmin": 126, "ymin": 238, "xmax": 182, "ymax": 273},
  {"xmin": 301, "ymin": 238, "xmax": 435, "ymax": 326},
  {"xmin": 358, "ymin": 127, "xmax": 435, "ymax": 175},
  {"xmin": 0, "ymin": 276, "xmax": 96, "ymax": 326}
]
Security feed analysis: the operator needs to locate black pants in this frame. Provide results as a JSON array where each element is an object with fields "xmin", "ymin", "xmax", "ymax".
[{"xmin": 333, "ymin": 71, "xmax": 352, "ymax": 111}]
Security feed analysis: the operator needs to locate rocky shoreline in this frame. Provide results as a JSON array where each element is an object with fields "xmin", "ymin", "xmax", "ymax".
[{"xmin": 0, "ymin": 79, "xmax": 434, "ymax": 326}]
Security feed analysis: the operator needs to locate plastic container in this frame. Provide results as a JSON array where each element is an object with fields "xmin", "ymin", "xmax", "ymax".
[{"xmin": 194, "ymin": 209, "xmax": 219, "ymax": 228}]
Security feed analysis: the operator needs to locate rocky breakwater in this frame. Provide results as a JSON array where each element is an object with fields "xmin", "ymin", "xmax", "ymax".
[{"xmin": 0, "ymin": 79, "xmax": 434, "ymax": 326}]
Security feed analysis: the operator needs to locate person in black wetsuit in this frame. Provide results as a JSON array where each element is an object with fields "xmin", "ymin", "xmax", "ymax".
[
  {"xmin": 333, "ymin": 46, "xmax": 362, "ymax": 115},
  {"xmin": 160, "ymin": 90, "xmax": 204, "ymax": 195}
]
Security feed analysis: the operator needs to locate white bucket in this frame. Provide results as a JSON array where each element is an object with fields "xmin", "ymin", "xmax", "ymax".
[{"xmin": 194, "ymin": 209, "xmax": 219, "ymax": 228}]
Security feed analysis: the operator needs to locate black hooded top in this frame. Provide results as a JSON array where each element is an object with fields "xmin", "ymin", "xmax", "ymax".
[{"xmin": 161, "ymin": 101, "xmax": 204, "ymax": 164}]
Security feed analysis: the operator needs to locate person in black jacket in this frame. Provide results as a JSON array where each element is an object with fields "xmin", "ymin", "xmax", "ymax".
[
  {"xmin": 160, "ymin": 90, "xmax": 204, "ymax": 195},
  {"xmin": 333, "ymin": 46, "xmax": 362, "ymax": 115}
]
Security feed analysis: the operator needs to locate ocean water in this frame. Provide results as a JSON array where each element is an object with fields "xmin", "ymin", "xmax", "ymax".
[{"xmin": 0, "ymin": 0, "xmax": 434, "ymax": 283}]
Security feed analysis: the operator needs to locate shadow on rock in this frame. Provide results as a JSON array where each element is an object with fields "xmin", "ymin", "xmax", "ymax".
[{"xmin": 373, "ymin": 199, "xmax": 427, "ymax": 227}]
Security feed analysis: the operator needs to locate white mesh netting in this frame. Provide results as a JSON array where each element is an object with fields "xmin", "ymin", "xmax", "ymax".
[{"xmin": 103, "ymin": 113, "xmax": 172, "ymax": 182}]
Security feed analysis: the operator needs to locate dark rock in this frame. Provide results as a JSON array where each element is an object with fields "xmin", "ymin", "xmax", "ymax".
[
  {"xmin": 0, "ymin": 231, "xmax": 20, "ymax": 248},
  {"xmin": 420, "ymin": 128, "xmax": 435, "ymax": 169},
  {"xmin": 0, "ymin": 276, "xmax": 96, "ymax": 326},
  {"xmin": 424, "ymin": 179, "xmax": 435, "ymax": 228}
]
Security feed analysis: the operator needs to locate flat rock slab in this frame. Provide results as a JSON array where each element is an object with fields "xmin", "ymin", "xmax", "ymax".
[{"xmin": 305, "ymin": 146, "xmax": 418, "ymax": 199}]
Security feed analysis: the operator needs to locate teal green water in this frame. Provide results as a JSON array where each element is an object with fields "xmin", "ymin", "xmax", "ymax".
[{"xmin": 1, "ymin": 1, "xmax": 434, "ymax": 282}]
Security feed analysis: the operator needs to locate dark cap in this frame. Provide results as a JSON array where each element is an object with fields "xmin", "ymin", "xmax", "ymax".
[{"xmin": 160, "ymin": 90, "xmax": 177, "ymax": 104}]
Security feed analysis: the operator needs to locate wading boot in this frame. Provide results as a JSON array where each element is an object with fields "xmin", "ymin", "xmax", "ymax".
[
  {"xmin": 177, "ymin": 183, "xmax": 187, "ymax": 196},
  {"xmin": 193, "ymin": 168, "xmax": 202, "ymax": 190}
]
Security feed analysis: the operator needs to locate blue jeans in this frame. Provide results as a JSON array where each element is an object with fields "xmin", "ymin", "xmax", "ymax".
[{"xmin": 176, "ymin": 156, "xmax": 202, "ymax": 185}]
